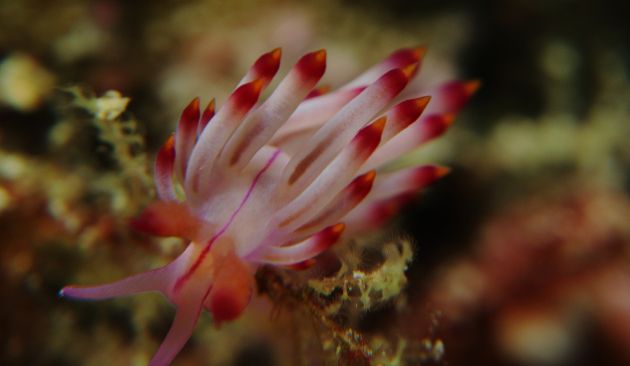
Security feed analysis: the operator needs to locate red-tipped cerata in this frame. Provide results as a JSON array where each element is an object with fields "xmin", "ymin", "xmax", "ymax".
[{"xmin": 61, "ymin": 46, "xmax": 476, "ymax": 366}]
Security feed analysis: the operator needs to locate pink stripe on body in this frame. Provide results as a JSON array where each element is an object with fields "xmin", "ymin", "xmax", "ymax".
[{"xmin": 173, "ymin": 149, "xmax": 281, "ymax": 292}]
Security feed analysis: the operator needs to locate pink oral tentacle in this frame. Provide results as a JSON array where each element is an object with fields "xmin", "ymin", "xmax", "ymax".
[
  {"xmin": 148, "ymin": 299, "xmax": 204, "ymax": 366},
  {"xmin": 59, "ymin": 266, "xmax": 169, "ymax": 300}
]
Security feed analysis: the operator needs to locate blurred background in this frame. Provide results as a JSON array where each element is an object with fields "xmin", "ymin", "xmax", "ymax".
[{"xmin": 1, "ymin": 0, "xmax": 629, "ymax": 365}]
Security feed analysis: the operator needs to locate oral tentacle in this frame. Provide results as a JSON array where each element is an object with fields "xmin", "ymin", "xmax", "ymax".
[
  {"xmin": 59, "ymin": 242, "xmax": 204, "ymax": 302},
  {"xmin": 149, "ymin": 298, "xmax": 204, "ymax": 366},
  {"xmin": 59, "ymin": 267, "xmax": 169, "ymax": 300},
  {"xmin": 221, "ymin": 50, "xmax": 327, "ymax": 170}
]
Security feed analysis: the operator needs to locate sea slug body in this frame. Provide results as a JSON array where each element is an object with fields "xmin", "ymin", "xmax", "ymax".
[{"xmin": 60, "ymin": 46, "xmax": 477, "ymax": 366}]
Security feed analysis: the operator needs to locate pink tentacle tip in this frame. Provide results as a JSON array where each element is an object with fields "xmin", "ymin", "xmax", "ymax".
[{"xmin": 62, "ymin": 45, "xmax": 473, "ymax": 365}]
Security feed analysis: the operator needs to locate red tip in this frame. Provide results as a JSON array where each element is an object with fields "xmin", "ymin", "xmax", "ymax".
[
  {"xmin": 179, "ymin": 97, "xmax": 200, "ymax": 131},
  {"xmin": 443, "ymin": 113, "xmax": 456, "ymax": 127},
  {"xmin": 419, "ymin": 114, "xmax": 453, "ymax": 140},
  {"xmin": 156, "ymin": 134, "xmax": 176, "ymax": 168},
  {"xmin": 392, "ymin": 96, "xmax": 431, "ymax": 129},
  {"xmin": 200, "ymin": 98, "xmax": 216, "ymax": 130},
  {"xmin": 295, "ymin": 49, "xmax": 327, "ymax": 83},
  {"xmin": 315, "ymin": 223, "xmax": 345, "ymax": 250},
  {"xmin": 371, "ymin": 193, "xmax": 415, "ymax": 226},
  {"xmin": 229, "ymin": 78, "xmax": 265, "ymax": 112},
  {"xmin": 252, "ymin": 48, "xmax": 282, "ymax": 80},
  {"xmin": 387, "ymin": 46, "xmax": 427, "ymax": 67},
  {"xmin": 435, "ymin": 165, "xmax": 451, "ymax": 178},
  {"xmin": 377, "ymin": 68, "xmax": 412, "ymax": 99},
  {"xmin": 412, "ymin": 165, "xmax": 450, "ymax": 187},
  {"xmin": 441, "ymin": 80, "xmax": 480, "ymax": 112},
  {"xmin": 347, "ymin": 170, "xmax": 376, "ymax": 201},
  {"xmin": 401, "ymin": 63, "xmax": 419, "ymax": 79},
  {"xmin": 353, "ymin": 116, "xmax": 386, "ymax": 156},
  {"xmin": 465, "ymin": 80, "xmax": 481, "ymax": 95}
]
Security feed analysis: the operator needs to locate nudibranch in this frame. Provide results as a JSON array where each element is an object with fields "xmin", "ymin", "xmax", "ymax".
[{"xmin": 60, "ymin": 47, "xmax": 477, "ymax": 365}]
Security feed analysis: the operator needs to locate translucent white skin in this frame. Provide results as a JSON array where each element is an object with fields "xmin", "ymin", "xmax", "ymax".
[{"xmin": 60, "ymin": 47, "xmax": 474, "ymax": 366}]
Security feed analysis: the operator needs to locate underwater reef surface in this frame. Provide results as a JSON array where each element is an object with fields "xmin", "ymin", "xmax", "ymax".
[{"xmin": 1, "ymin": 0, "xmax": 629, "ymax": 365}]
